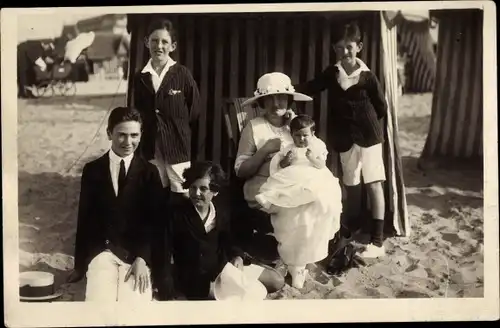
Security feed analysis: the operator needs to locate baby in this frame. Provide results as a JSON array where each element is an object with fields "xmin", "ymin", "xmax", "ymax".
[
  {"xmin": 255, "ymin": 114, "xmax": 342, "ymax": 289},
  {"xmin": 278, "ymin": 115, "xmax": 328, "ymax": 171}
]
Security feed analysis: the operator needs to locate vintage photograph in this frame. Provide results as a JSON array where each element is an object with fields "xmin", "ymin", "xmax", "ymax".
[{"xmin": 2, "ymin": 1, "xmax": 498, "ymax": 326}]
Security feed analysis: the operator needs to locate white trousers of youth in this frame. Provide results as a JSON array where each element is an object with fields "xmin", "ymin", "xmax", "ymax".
[
  {"xmin": 85, "ymin": 250, "xmax": 153, "ymax": 302},
  {"xmin": 150, "ymin": 137, "xmax": 190, "ymax": 193},
  {"xmin": 339, "ymin": 143, "xmax": 386, "ymax": 186}
]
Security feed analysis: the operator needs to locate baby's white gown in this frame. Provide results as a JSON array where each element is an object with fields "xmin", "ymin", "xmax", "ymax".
[{"xmin": 255, "ymin": 137, "xmax": 343, "ymax": 267}]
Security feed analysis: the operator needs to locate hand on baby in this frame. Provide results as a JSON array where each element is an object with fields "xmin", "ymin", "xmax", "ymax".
[
  {"xmin": 262, "ymin": 138, "xmax": 282, "ymax": 155},
  {"xmin": 285, "ymin": 150, "xmax": 297, "ymax": 163},
  {"xmin": 279, "ymin": 150, "xmax": 295, "ymax": 168},
  {"xmin": 283, "ymin": 109, "xmax": 296, "ymax": 125}
]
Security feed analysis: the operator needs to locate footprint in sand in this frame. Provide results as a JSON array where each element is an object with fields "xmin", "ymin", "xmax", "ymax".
[
  {"xmin": 420, "ymin": 213, "xmax": 436, "ymax": 225},
  {"xmin": 396, "ymin": 289, "xmax": 431, "ymax": 298},
  {"xmin": 440, "ymin": 232, "xmax": 464, "ymax": 246},
  {"xmin": 365, "ymin": 287, "xmax": 382, "ymax": 298},
  {"xmin": 457, "ymin": 223, "xmax": 475, "ymax": 233}
]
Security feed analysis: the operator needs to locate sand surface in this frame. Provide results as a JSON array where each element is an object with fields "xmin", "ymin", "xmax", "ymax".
[{"xmin": 17, "ymin": 93, "xmax": 483, "ymax": 301}]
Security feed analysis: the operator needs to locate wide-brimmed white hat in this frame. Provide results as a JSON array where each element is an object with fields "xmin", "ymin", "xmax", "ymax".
[
  {"xmin": 242, "ymin": 72, "xmax": 313, "ymax": 107},
  {"xmin": 20, "ymin": 271, "xmax": 63, "ymax": 302},
  {"xmin": 213, "ymin": 263, "xmax": 267, "ymax": 301}
]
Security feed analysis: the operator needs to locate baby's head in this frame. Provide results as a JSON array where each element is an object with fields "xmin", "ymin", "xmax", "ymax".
[{"xmin": 289, "ymin": 114, "xmax": 316, "ymax": 148}]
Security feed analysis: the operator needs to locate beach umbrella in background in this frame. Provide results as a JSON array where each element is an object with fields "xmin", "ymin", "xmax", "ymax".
[{"xmin": 64, "ymin": 31, "xmax": 95, "ymax": 64}]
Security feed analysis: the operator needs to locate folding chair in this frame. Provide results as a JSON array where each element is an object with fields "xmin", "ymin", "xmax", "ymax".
[{"xmin": 223, "ymin": 97, "xmax": 263, "ymax": 167}]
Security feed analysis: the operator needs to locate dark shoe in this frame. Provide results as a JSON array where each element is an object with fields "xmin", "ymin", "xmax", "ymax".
[
  {"xmin": 328, "ymin": 230, "xmax": 353, "ymax": 258},
  {"xmin": 326, "ymin": 244, "xmax": 366, "ymax": 276}
]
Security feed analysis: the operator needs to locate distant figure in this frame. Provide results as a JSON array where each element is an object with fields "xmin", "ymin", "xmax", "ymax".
[
  {"xmin": 67, "ymin": 107, "xmax": 164, "ymax": 302},
  {"xmin": 17, "ymin": 40, "xmax": 55, "ymax": 98}
]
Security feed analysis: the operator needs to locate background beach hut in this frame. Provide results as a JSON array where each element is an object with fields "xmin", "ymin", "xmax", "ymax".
[
  {"xmin": 84, "ymin": 31, "xmax": 130, "ymax": 80},
  {"xmin": 126, "ymin": 11, "xmax": 410, "ymax": 238},
  {"xmin": 388, "ymin": 10, "xmax": 437, "ymax": 93},
  {"xmin": 419, "ymin": 9, "xmax": 483, "ymax": 167}
]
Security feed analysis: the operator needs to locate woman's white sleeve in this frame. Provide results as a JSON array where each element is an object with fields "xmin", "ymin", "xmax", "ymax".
[{"xmin": 234, "ymin": 124, "xmax": 256, "ymax": 175}]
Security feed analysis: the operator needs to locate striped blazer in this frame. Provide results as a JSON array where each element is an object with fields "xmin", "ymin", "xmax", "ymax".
[{"xmin": 133, "ymin": 63, "xmax": 201, "ymax": 164}]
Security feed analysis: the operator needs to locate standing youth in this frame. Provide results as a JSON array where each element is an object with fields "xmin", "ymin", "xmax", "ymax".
[
  {"xmin": 133, "ymin": 19, "xmax": 201, "ymax": 204},
  {"xmin": 295, "ymin": 22, "xmax": 388, "ymax": 258}
]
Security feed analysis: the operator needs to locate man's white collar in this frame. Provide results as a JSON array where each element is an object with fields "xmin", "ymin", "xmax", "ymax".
[
  {"xmin": 141, "ymin": 57, "xmax": 176, "ymax": 75},
  {"xmin": 335, "ymin": 58, "xmax": 370, "ymax": 78},
  {"xmin": 109, "ymin": 149, "xmax": 134, "ymax": 165}
]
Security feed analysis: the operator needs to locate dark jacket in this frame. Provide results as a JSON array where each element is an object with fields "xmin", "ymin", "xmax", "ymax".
[
  {"xmin": 295, "ymin": 65, "xmax": 387, "ymax": 153},
  {"xmin": 133, "ymin": 63, "xmax": 201, "ymax": 164},
  {"xmin": 151, "ymin": 198, "xmax": 243, "ymax": 300},
  {"xmin": 73, "ymin": 152, "xmax": 164, "ymax": 273}
]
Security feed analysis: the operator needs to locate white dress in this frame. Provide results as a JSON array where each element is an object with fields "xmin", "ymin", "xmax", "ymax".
[{"xmin": 255, "ymin": 137, "xmax": 343, "ymax": 266}]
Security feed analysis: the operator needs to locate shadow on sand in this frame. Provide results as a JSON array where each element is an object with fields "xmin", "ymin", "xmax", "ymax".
[
  {"xmin": 401, "ymin": 156, "xmax": 483, "ymax": 193},
  {"xmin": 18, "ymin": 171, "xmax": 84, "ymax": 301}
]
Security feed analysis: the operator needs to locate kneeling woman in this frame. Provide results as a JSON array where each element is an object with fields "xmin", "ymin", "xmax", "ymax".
[{"xmin": 152, "ymin": 161, "xmax": 285, "ymax": 300}]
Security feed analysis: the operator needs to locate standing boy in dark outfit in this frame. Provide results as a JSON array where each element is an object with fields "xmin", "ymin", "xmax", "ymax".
[{"xmin": 295, "ymin": 23, "xmax": 388, "ymax": 258}]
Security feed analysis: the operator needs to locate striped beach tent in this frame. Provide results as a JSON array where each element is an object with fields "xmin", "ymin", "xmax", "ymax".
[
  {"xmin": 420, "ymin": 9, "xmax": 483, "ymax": 166},
  {"xmin": 388, "ymin": 11, "xmax": 437, "ymax": 93},
  {"xmin": 126, "ymin": 10, "xmax": 409, "ymax": 238}
]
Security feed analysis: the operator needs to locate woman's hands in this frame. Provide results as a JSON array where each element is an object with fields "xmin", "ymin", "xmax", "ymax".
[
  {"xmin": 283, "ymin": 109, "xmax": 296, "ymax": 125},
  {"xmin": 261, "ymin": 138, "xmax": 282, "ymax": 155},
  {"xmin": 279, "ymin": 150, "xmax": 295, "ymax": 168}
]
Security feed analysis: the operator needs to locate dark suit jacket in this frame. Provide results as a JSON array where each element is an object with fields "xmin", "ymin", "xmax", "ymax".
[
  {"xmin": 295, "ymin": 65, "xmax": 387, "ymax": 153},
  {"xmin": 133, "ymin": 63, "xmax": 201, "ymax": 164},
  {"xmin": 73, "ymin": 152, "xmax": 164, "ymax": 274},
  {"xmin": 151, "ymin": 198, "xmax": 243, "ymax": 300}
]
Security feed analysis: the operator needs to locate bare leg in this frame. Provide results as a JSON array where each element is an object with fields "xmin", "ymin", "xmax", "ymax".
[{"xmin": 366, "ymin": 181, "xmax": 385, "ymax": 223}]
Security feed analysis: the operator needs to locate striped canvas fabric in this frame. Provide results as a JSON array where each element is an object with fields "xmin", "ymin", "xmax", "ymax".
[
  {"xmin": 380, "ymin": 12, "xmax": 410, "ymax": 237},
  {"xmin": 127, "ymin": 11, "xmax": 409, "ymax": 237},
  {"xmin": 397, "ymin": 16, "xmax": 437, "ymax": 93},
  {"xmin": 421, "ymin": 9, "xmax": 483, "ymax": 160}
]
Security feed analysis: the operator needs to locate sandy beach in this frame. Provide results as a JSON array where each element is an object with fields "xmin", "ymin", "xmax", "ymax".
[{"xmin": 17, "ymin": 92, "xmax": 483, "ymax": 301}]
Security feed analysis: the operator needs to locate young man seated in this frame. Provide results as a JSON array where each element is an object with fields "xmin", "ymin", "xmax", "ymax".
[{"xmin": 67, "ymin": 106, "xmax": 164, "ymax": 302}]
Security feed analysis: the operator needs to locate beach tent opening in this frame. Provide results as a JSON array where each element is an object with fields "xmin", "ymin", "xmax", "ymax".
[
  {"xmin": 126, "ymin": 11, "xmax": 409, "ymax": 238},
  {"xmin": 387, "ymin": 10, "xmax": 437, "ymax": 93},
  {"xmin": 419, "ymin": 9, "xmax": 483, "ymax": 167}
]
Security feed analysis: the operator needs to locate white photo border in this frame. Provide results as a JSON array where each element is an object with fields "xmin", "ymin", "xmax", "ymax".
[{"xmin": 2, "ymin": 1, "xmax": 498, "ymax": 326}]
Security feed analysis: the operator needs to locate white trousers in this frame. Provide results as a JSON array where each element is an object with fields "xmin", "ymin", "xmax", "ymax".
[
  {"xmin": 150, "ymin": 137, "xmax": 190, "ymax": 193},
  {"xmin": 85, "ymin": 250, "xmax": 153, "ymax": 302},
  {"xmin": 339, "ymin": 143, "xmax": 386, "ymax": 186}
]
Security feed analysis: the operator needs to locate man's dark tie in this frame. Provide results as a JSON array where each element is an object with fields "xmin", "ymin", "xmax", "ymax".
[{"xmin": 118, "ymin": 159, "xmax": 126, "ymax": 196}]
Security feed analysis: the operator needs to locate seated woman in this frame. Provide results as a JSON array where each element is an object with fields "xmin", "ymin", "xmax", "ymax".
[
  {"xmin": 151, "ymin": 161, "xmax": 285, "ymax": 301},
  {"xmin": 233, "ymin": 72, "xmax": 312, "ymax": 245}
]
